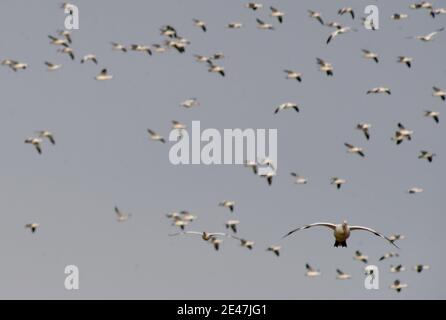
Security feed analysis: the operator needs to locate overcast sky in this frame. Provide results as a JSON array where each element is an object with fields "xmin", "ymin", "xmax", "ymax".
[{"xmin": 0, "ymin": 0, "xmax": 445, "ymax": 299}]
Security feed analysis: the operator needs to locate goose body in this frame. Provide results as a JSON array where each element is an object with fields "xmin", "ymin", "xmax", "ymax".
[
  {"xmin": 275, "ymin": 102, "xmax": 299, "ymax": 114},
  {"xmin": 95, "ymin": 68, "xmax": 113, "ymax": 81},
  {"xmin": 424, "ymin": 110, "xmax": 439, "ymax": 123}
]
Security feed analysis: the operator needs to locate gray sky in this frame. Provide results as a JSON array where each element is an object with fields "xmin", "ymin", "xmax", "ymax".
[{"xmin": 0, "ymin": 0, "xmax": 445, "ymax": 299}]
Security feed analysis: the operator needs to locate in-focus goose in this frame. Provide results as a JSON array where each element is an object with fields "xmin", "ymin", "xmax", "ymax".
[
  {"xmin": 354, "ymin": 250, "xmax": 368, "ymax": 264},
  {"xmin": 225, "ymin": 220, "xmax": 240, "ymax": 233},
  {"xmin": 48, "ymin": 35, "xmax": 69, "ymax": 47},
  {"xmin": 226, "ymin": 22, "xmax": 243, "ymax": 29},
  {"xmin": 256, "ymin": 18, "xmax": 274, "ymax": 30},
  {"xmin": 410, "ymin": 1, "xmax": 433, "ymax": 10},
  {"xmin": 390, "ymin": 279, "xmax": 407, "ymax": 292},
  {"xmin": 45, "ymin": 61, "xmax": 62, "ymax": 71},
  {"xmin": 57, "ymin": 47, "xmax": 75, "ymax": 60},
  {"xmin": 95, "ymin": 68, "xmax": 113, "ymax": 81},
  {"xmin": 432, "ymin": 86, "xmax": 446, "ymax": 101},
  {"xmin": 331, "ymin": 177, "xmax": 346, "ymax": 190},
  {"xmin": 327, "ymin": 26, "xmax": 354, "ymax": 44},
  {"xmin": 305, "ymin": 263, "xmax": 321, "ymax": 277},
  {"xmin": 308, "ymin": 10, "xmax": 324, "ymax": 25},
  {"xmin": 397, "ymin": 56, "xmax": 413, "ymax": 68},
  {"xmin": 219, "ymin": 200, "xmax": 235, "ymax": 212},
  {"xmin": 25, "ymin": 223, "xmax": 40, "ymax": 233},
  {"xmin": 284, "ymin": 69, "xmax": 302, "ymax": 82},
  {"xmin": 290, "ymin": 173, "xmax": 308, "ymax": 184},
  {"xmin": 316, "ymin": 58, "xmax": 333, "ymax": 76},
  {"xmin": 413, "ymin": 264, "xmax": 430, "ymax": 273},
  {"xmin": 338, "ymin": 7, "xmax": 355, "ymax": 19},
  {"xmin": 283, "ymin": 221, "xmax": 398, "ymax": 248},
  {"xmin": 193, "ymin": 19, "xmax": 207, "ymax": 32},
  {"xmin": 379, "ymin": 252, "xmax": 399, "ymax": 261},
  {"xmin": 356, "ymin": 123, "xmax": 371, "ymax": 140},
  {"xmin": 362, "ymin": 49, "xmax": 379, "ymax": 63},
  {"xmin": 115, "ymin": 206, "xmax": 131, "ymax": 222},
  {"xmin": 336, "ymin": 269, "xmax": 352, "ymax": 280},
  {"xmin": 80, "ymin": 54, "xmax": 98, "ymax": 64},
  {"xmin": 407, "ymin": 187, "xmax": 423, "ymax": 194},
  {"xmin": 275, "ymin": 102, "xmax": 299, "ymax": 114},
  {"xmin": 267, "ymin": 245, "xmax": 281, "ymax": 257},
  {"xmin": 424, "ymin": 110, "xmax": 439, "ymax": 123},
  {"xmin": 208, "ymin": 64, "xmax": 225, "ymax": 77},
  {"xmin": 244, "ymin": 160, "xmax": 258, "ymax": 175},
  {"xmin": 245, "ymin": 3, "xmax": 263, "ymax": 11},
  {"xmin": 367, "ymin": 87, "xmax": 391, "ymax": 95},
  {"xmin": 37, "ymin": 131, "xmax": 56, "ymax": 145},
  {"xmin": 418, "ymin": 150, "xmax": 436, "ymax": 162},
  {"xmin": 390, "ymin": 264, "xmax": 406, "ymax": 273},
  {"xmin": 180, "ymin": 98, "xmax": 200, "ymax": 108},
  {"xmin": 414, "ymin": 27, "xmax": 444, "ymax": 42},
  {"xmin": 130, "ymin": 44, "xmax": 152, "ymax": 55},
  {"xmin": 345, "ymin": 143, "xmax": 365, "ymax": 157},
  {"xmin": 270, "ymin": 7, "xmax": 284, "ymax": 23},
  {"xmin": 111, "ymin": 42, "xmax": 127, "ymax": 52},
  {"xmin": 24, "ymin": 137, "xmax": 43, "ymax": 154},
  {"xmin": 147, "ymin": 129, "xmax": 166, "ymax": 143},
  {"xmin": 391, "ymin": 13, "xmax": 409, "ymax": 20}
]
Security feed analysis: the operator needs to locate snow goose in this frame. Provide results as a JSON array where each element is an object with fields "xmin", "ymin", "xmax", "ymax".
[
  {"xmin": 316, "ymin": 58, "xmax": 333, "ymax": 76},
  {"xmin": 305, "ymin": 264, "xmax": 321, "ymax": 277},
  {"xmin": 210, "ymin": 237, "xmax": 223, "ymax": 251},
  {"xmin": 367, "ymin": 87, "xmax": 391, "ymax": 95},
  {"xmin": 284, "ymin": 69, "xmax": 302, "ymax": 82},
  {"xmin": 308, "ymin": 10, "xmax": 324, "ymax": 25},
  {"xmin": 80, "ymin": 54, "xmax": 98, "ymax": 64},
  {"xmin": 24, "ymin": 138, "xmax": 43, "ymax": 154},
  {"xmin": 336, "ymin": 269, "xmax": 352, "ymax": 280},
  {"xmin": 193, "ymin": 19, "xmax": 207, "ymax": 32},
  {"xmin": 275, "ymin": 102, "xmax": 299, "ymax": 114},
  {"xmin": 414, "ymin": 27, "xmax": 444, "ymax": 42},
  {"xmin": 58, "ymin": 30, "xmax": 72, "ymax": 44},
  {"xmin": 180, "ymin": 98, "xmax": 200, "ymax": 108},
  {"xmin": 362, "ymin": 49, "xmax": 379, "ymax": 63},
  {"xmin": 165, "ymin": 39, "xmax": 187, "ymax": 53},
  {"xmin": 283, "ymin": 221, "xmax": 398, "ymax": 248},
  {"xmin": 356, "ymin": 123, "xmax": 371, "ymax": 140},
  {"xmin": 431, "ymin": 8, "xmax": 446, "ymax": 18},
  {"xmin": 327, "ymin": 26, "xmax": 354, "ymax": 44},
  {"xmin": 326, "ymin": 21, "xmax": 343, "ymax": 29},
  {"xmin": 379, "ymin": 252, "xmax": 399, "ymax": 261},
  {"xmin": 407, "ymin": 187, "xmax": 423, "ymax": 194},
  {"xmin": 256, "ymin": 19, "xmax": 274, "ymax": 30},
  {"xmin": 130, "ymin": 44, "xmax": 152, "ymax": 55},
  {"xmin": 390, "ymin": 264, "xmax": 405, "ymax": 273},
  {"xmin": 338, "ymin": 7, "xmax": 355, "ymax": 19},
  {"xmin": 57, "ymin": 47, "xmax": 75, "ymax": 60},
  {"xmin": 115, "ymin": 206, "xmax": 131, "ymax": 222},
  {"xmin": 410, "ymin": 1, "xmax": 433, "ymax": 10},
  {"xmin": 178, "ymin": 210, "xmax": 197, "ymax": 222},
  {"xmin": 270, "ymin": 7, "xmax": 284, "ymax": 23},
  {"xmin": 231, "ymin": 236, "xmax": 254, "ymax": 250},
  {"xmin": 152, "ymin": 44, "xmax": 168, "ymax": 53},
  {"xmin": 95, "ymin": 69, "xmax": 113, "ymax": 81},
  {"xmin": 25, "ymin": 223, "xmax": 40, "ymax": 233},
  {"xmin": 391, "ymin": 13, "xmax": 409, "ymax": 20},
  {"xmin": 147, "ymin": 129, "xmax": 166, "ymax": 143},
  {"xmin": 171, "ymin": 120, "xmax": 186, "ymax": 136},
  {"xmin": 267, "ymin": 245, "xmax": 281, "ymax": 257},
  {"xmin": 244, "ymin": 160, "xmax": 258, "ymax": 175},
  {"xmin": 397, "ymin": 56, "xmax": 413, "ymax": 68},
  {"xmin": 48, "ymin": 35, "xmax": 69, "ymax": 47},
  {"xmin": 354, "ymin": 250, "xmax": 368, "ymax": 264},
  {"xmin": 219, "ymin": 201, "xmax": 235, "ymax": 212},
  {"xmin": 111, "ymin": 42, "xmax": 127, "ymax": 52},
  {"xmin": 424, "ymin": 110, "xmax": 439, "ymax": 123},
  {"xmin": 331, "ymin": 177, "xmax": 346, "ymax": 190},
  {"xmin": 208, "ymin": 64, "xmax": 225, "ymax": 77},
  {"xmin": 290, "ymin": 173, "xmax": 308, "ymax": 184},
  {"xmin": 245, "ymin": 3, "xmax": 263, "ymax": 11},
  {"xmin": 225, "ymin": 220, "xmax": 240, "ymax": 233},
  {"xmin": 344, "ymin": 143, "xmax": 365, "ymax": 157},
  {"xmin": 45, "ymin": 61, "xmax": 62, "ymax": 71},
  {"xmin": 194, "ymin": 54, "xmax": 211, "ymax": 63},
  {"xmin": 259, "ymin": 158, "xmax": 275, "ymax": 171},
  {"xmin": 390, "ymin": 279, "xmax": 407, "ymax": 292},
  {"xmin": 226, "ymin": 22, "xmax": 243, "ymax": 29},
  {"xmin": 160, "ymin": 25, "xmax": 178, "ymax": 38},
  {"xmin": 432, "ymin": 86, "xmax": 445, "ymax": 101},
  {"xmin": 392, "ymin": 123, "xmax": 413, "ymax": 144},
  {"xmin": 413, "ymin": 264, "xmax": 430, "ymax": 273},
  {"xmin": 170, "ymin": 231, "xmax": 228, "ymax": 242},
  {"xmin": 2, "ymin": 60, "xmax": 27, "ymax": 71},
  {"xmin": 173, "ymin": 219, "xmax": 188, "ymax": 230},
  {"xmin": 418, "ymin": 150, "xmax": 436, "ymax": 162},
  {"xmin": 37, "ymin": 131, "xmax": 56, "ymax": 145}
]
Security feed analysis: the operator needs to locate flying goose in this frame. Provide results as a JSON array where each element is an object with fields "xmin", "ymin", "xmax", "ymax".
[
  {"xmin": 115, "ymin": 206, "xmax": 131, "ymax": 222},
  {"xmin": 152, "ymin": 44, "xmax": 168, "ymax": 53},
  {"xmin": 424, "ymin": 110, "xmax": 439, "ymax": 123},
  {"xmin": 37, "ymin": 131, "xmax": 55, "ymax": 145},
  {"xmin": 308, "ymin": 10, "xmax": 324, "ymax": 25},
  {"xmin": 331, "ymin": 177, "xmax": 346, "ymax": 190},
  {"xmin": 244, "ymin": 160, "xmax": 258, "ymax": 175},
  {"xmin": 397, "ymin": 56, "xmax": 413, "ymax": 68},
  {"xmin": 336, "ymin": 269, "xmax": 352, "ymax": 280},
  {"xmin": 48, "ymin": 35, "xmax": 69, "ymax": 47},
  {"xmin": 326, "ymin": 21, "xmax": 343, "ymax": 29},
  {"xmin": 208, "ymin": 64, "xmax": 225, "ymax": 77},
  {"xmin": 256, "ymin": 18, "xmax": 274, "ymax": 30},
  {"xmin": 390, "ymin": 279, "xmax": 407, "ymax": 292},
  {"xmin": 410, "ymin": 1, "xmax": 433, "ymax": 10},
  {"xmin": 147, "ymin": 129, "xmax": 166, "ymax": 143},
  {"xmin": 226, "ymin": 22, "xmax": 243, "ymax": 29},
  {"xmin": 284, "ymin": 70, "xmax": 302, "ymax": 82},
  {"xmin": 25, "ymin": 223, "xmax": 40, "ymax": 233},
  {"xmin": 57, "ymin": 47, "xmax": 75, "ymax": 60},
  {"xmin": 95, "ymin": 69, "xmax": 113, "ymax": 81},
  {"xmin": 362, "ymin": 49, "xmax": 379, "ymax": 63},
  {"xmin": 408, "ymin": 187, "xmax": 423, "ymax": 194},
  {"xmin": 80, "ymin": 54, "xmax": 98, "ymax": 64},
  {"xmin": 338, "ymin": 7, "xmax": 355, "ymax": 19},
  {"xmin": 418, "ymin": 150, "xmax": 436, "ymax": 162},
  {"xmin": 367, "ymin": 87, "xmax": 391, "ymax": 95},
  {"xmin": 259, "ymin": 158, "xmax": 275, "ymax": 171},
  {"xmin": 391, "ymin": 13, "xmax": 409, "ymax": 20},
  {"xmin": 379, "ymin": 252, "xmax": 399, "ymax": 261},
  {"xmin": 193, "ymin": 19, "xmax": 207, "ymax": 32},
  {"xmin": 305, "ymin": 263, "xmax": 321, "ymax": 277},
  {"xmin": 354, "ymin": 250, "xmax": 368, "ymax": 263},
  {"xmin": 165, "ymin": 40, "xmax": 187, "ymax": 53},
  {"xmin": 2, "ymin": 59, "xmax": 28, "ymax": 71},
  {"xmin": 212, "ymin": 53, "xmax": 225, "ymax": 60},
  {"xmin": 327, "ymin": 26, "xmax": 355, "ymax": 44},
  {"xmin": 180, "ymin": 98, "xmax": 200, "ymax": 108},
  {"xmin": 225, "ymin": 220, "xmax": 240, "ymax": 233},
  {"xmin": 392, "ymin": 123, "xmax": 413, "ymax": 144},
  {"xmin": 231, "ymin": 236, "xmax": 254, "ymax": 250},
  {"xmin": 160, "ymin": 25, "xmax": 178, "ymax": 38},
  {"xmin": 413, "ymin": 27, "xmax": 444, "ymax": 42},
  {"xmin": 413, "ymin": 264, "xmax": 430, "ymax": 273},
  {"xmin": 270, "ymin": 7, "xmax": 284, "ymax": 23},
  {"xmin": 245, "ymin": 3, "xmax": 263, "ymax": 11},
  {"xmin": 45, "ymin": 61, "xmax": 62, "ymax": 71},
  {"xmin": 171, "ymin": 120, "xmax": 186, "ymax": 136},
  {"xmin": 178, "ymin": 210, "xmax": 197, "ymax": 222},
  {"xmin": 111, "ymin": 42, "xmax": 127, "ymax": 52},
  {"xmin": 172, "ymin": 219, "xmax": 188, "ymax": 230},
  {"xmin": 24, "ymin": 137, "xmax": 43, "ymax": 154},
  {"xmin": 210, "ymin": 237, "xmax": 223, "ymax": 251},
  {"xmin": 267, "ymin": 245, "xmax": 281, "ymax": 257},
  {"xmin": 169, "ymin": 231, "xmax": 228, "ymax": 242},
  {"xmin": 344, "ymin": 143, "xmax": 365, "ymax": 157},
  {"xmin": 283, "ymin": 221, "xmax": 398, "ymax": 248},
  {"xmin": 431, "ymin": 8, "xmax": 446, "ymax": 18},
  {"xmin": 58, "ymin": 30, "xmax": 72, "ymax": 44},
  {"xmin": 432, "ymin": 86, "xmax": 445, "ymax": 101},
  {"xmin": 219, "ymin": 200, "xmax": 235, "ymax": 212},
  {"xmin": 390, "ymin": 264, "xmax": 406, "ymax": 273},
  {"xmin": 130, "ymin": 44, "xmax": 152, "ymax": 55},
  {"xmin": 194, "ymin": 54, "xmax": 211, "ymax": 63},
  {"xmin": 275, "ymin": 102, "xmax": 299, "ymax": 114},
  {"xmin": 356, "ymin": 123, "xmax": 371, "ymax": 140},
  {"xmin": 290, "ymin": 173, "xmax": 308, "ymax": 184},
  {"xmin": 316, "ymin": 58, "xmax": 333, "ymax": 76}
]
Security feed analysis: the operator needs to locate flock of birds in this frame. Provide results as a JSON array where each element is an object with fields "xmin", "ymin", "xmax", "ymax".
[{"xmin": 8, "ymin": 1, "xmax": 444, "ymax": 296}]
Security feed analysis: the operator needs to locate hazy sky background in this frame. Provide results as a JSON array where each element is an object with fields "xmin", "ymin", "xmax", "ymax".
[{"xmin": 0, "ymin": 0, "xmax": 445, "ymax": 299}]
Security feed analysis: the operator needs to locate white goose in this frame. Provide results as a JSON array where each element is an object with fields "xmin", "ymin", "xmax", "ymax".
[
  {"xmin": 147, "ymin": 129, "xmax": 166, "ymax": 143},
  {"xmin": 24, "ymin": 137, "xmax": 43, "ymax": 154},
  {"xmin": 327, "ymin": 26, "xmax": 354, "ymax": 44},
  {"xmin": 208, "ymin": 64, "xmax": 225, "ymax": 77},
  {"xmin": 390, "ymin": 264, "xmax": 405, "ymax": 273},
  {"xmin": 256, "ymin": 18, "xmax": 274, "ymax": 30},
  {"xmin": 397, "ymin": 56, "xmax": 413, "ymax": 68},
  {"xmin": 48, "ymin": 35, "xmax": 69, "ymax": 47},
  {"xmin": 37, "ymin": 131, "xmax": 56, "ymax": 145},
  {"xmin": 270, "ymin": 6, "xmax": 284, "ymax": 23},
  {"xmin": 267, "ymin": 245, "xmax": 281, "ymax": 257},
  {"xmin": 336, "ymin": 269, "xmax": 352, "ymax": 280},
  {"xmin": 115, "ymin": 206, "xmax": 131, "ymax": 222},
  {"xmin": 414, "ymin": 27, "xmax": 444, "ymax": 42},
  {"xmin": 283, "ymin": 221, "xmax": 398, "ymax": 248},
  {"xmin": 367, "ymin": 87, "xmax": 391, "ymax": 95},
  {"xmin": 331, "ymin": 177, "xmax": 346, "ymax": 190},
  {"xmin": 45, "ymin": 61, "xmax": 62, "ymax": 71},
  {"xmin": 344, "ymin": 143, "xmax": 365, "ymax": 157},
  {"xmin": 210, "ymin": 237, "xmax": 223, "ymax": 251},
  {"xmin": 2, "ymin": 59, "xmax": 28, "ymax": 71},
  {"xmin": 362, "ymin": 49, "xmax": 379, "ymax": 63},
  {"xmin": 354, "ymin": 250, "xmax": 368, "ymax": 264},
  {"xmin": 193, "ymin": 19, "xmax": 207, "ymax": 32},
  {"xmin": 392, "ymin": 123, "xmax": 413, "ymax": 145},
  {"xmin": 305, "ymin": 263, "xmax": 321, "ymax": 277},
  {"xmin": 308, "ymin": 10, "xmax": 324, "ymax": 25},
  {"xmin": 407, "ymin": 187, "xmax": 423, "ymax": 194},
  {"xmin": 424, "ymin": 110, "xmax": 439, "ymax": 124},
  {"xmin": 130, "ymin": 44, "xmax": 152, "ymax": 55},
  {"xmin": 316, "ymin": 58, "xmax": 333, "ymax": 76},
  {"xmin": 338, "ymin": 7, "xmax": 355, "ymax": 19},
  {"xmin": 180, "ymin": 98, "xmax": 199, "ymax": 109},
  {"xmin": 390, "ymin": 279, "xmax": 407, "ymax": 292},
  {"xmin": 95, "ymin": 69, "xmax": 113, "ymax": 81},
  {"xmin": 219, "ymin": 200, "xmax": 235, "ymax": 212},
  {"xmin": 275, "ymin": 102, "xmax": 299, "ymax": 114},
  {"xmin": 111, "ymin": 42, "xmax": 127, "ymax": 52},
  {"xmin": 284, "ymin": 69, "xmax": 302, "ymax": 82},
  {"xmin": 379, "ymin": 252, "xmax": 399, "ymax": 261},
  {"xmin": 356, "ymin": 123, "xmax": 371, "ymax": 140},
  {"xmin": 391, "ymin": 13, "xmax": 409, "ymax": 20},
  {"xmin": 244, "ymin": 160, "xmax": 258, "ymax": 175},
  {"xmin": 290, "ymin": 173, "xmax": 308, "ymax": 185},
  {"xmin": 226, "ymin": 22, "xmax": 243, "ymax": 29},
  {"xmin": 80, "ymin": 54, "xmax": 98, "ymax": 64},
  {"xmin": 232, "ymin": 237, "xmax": 254, "ymax": 250},
  {"xmin": 433, "ymin": 86, "xmax": 445, "ymax": 101},
  {"xmin": 410, "ymin": 1, "xmax": 433, "ymax": 10},
  {"xmin": 25, "ymin": 223, "xmax": 40, "ymax": 233},
  {"xmin": 418, "ymin": 150, "xmax": 436, "ymax": 163},
  {"xmin": 171, "ymin": 120, "xmax": 186, "ymax": 137},
  {"xmin": 57, "ymin": 47, "xmax": 75, "ymax": 60},
  {"xmin": 245, "ymin": 3, "xmax": 263, "ymax": 11},
  {"xmin": 225, "ymin": 220, "xmax": 240, "ymax": 233},
  {"xmin": 413, "ymin": 264, "xmax": 430, "ymax": 273},
  {"xmin": 431, "ymin": 8, "xmax": 446, "ymax": 18},
  {"xmin": 169, "ymin": 231, "xmax": 228, "ymax": 242}
]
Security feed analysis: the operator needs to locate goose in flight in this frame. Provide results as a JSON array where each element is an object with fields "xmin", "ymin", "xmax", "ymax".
[
  {"xmin": 194, "ymin": 54, "xmax": 211, "ymax": 63},
  {"xmin": 58, "ymin": 30, "xmax": 72, "ymax": 44},
  {"xmin": 80, "ymin": 54, "xmax": 98, "ymax": 64},
  {"xmin": 290, "ymin": 173, "xmax": 308, "ymax": 185},
  {"xmin": 408, "ymin": 187, "xmax": 423, "ymax": 194},
  {"xmin": 226, "ymin": 22, "xmax": 243, "ymax": 29},
  {"xmin": 171, "ymin": 120, "xmax": 186, "ymax": 137},
  {"xmin": 225, "ymin": 220, "xmax": 240, "ymax": 233},
  {"xmin": 115, "ymin": 206, "xmax": 131, "ymax": 222},
  {"xmin": 256, "ymin": 18, "xmax": 274, "ymax": 30},
  {"xmin": 308, "ymin": 10, "xmax": 324, "ymax": 25},
  {"xmin": 338, "ymin": 7, "xmax": 355, "ymax": 19},
  {"xmin": 344, "ymin": 143, "xmax": 365, "ymax": 157},
  {"xmin": 259, "ymin": 158, "xmax": 275, "ymax": 171},
  {"xmin": 45, "ymin": 61, "xmax": 62, "ymax": 71},
  {"xmin": 410, "ymin": 1, "xmax": 433, "ymax": 10},
  {"xmin": 305, "ymin": 263, "xmax": 321, "ymax": 277},
  {"xmin": 336, "ymin": 269, "xmax": 352, "ymax": 280},
  {"xmin": 413, "ymin": 264, "xmax": 430, "ymax": 273},
  {"xmin": 95, "ymin": 69, "xmax": 113, "ymax": 81},
  {"xmin": 180, "ymin": 98, "xmax": 200, "ymax": 109},
  {"xmin": 25, "ymin": 223, "xmax": 40, "ymax": 233},
  {"xmin": 316, "ymin": 58, "xmax": 333, "ymax": 76},
  {"xmin": 111, "ymin": 42, "xmax": 127, "ymax": 52},
  {"xmin": 424, "ymin": 110, "xmax": 439, "ymax": 123},
  {"xmin": 178, "ymin": 211, "xmax": 197, "ymax": 223},
  {"xmin": 2, "ymin": 59, "xmax": 27, "ymax": 71},
  {"xmin": 165, "ymin": 40, "xmax": 187, "ymax": 53},
  {"xmin": 219, "ymin": 200, "xmax": 235, "ymax": 212},
  {"xmin": 432, "ymin": 86, "xmax": 445, "ymax": 101},
  {"xmin": 130, "ymin": 44, "xmax": 152, "ymax": 55},
  {"xmin": 193, "ymin": 19, "xmax": 207, "ymax": 32},
  {"xmin": 283, "ymin": 221, "xmax": 398, "ymax": 248},
  {"xmin": 392, "ymin": 123, "xmax": 413, "ymax": 144},
  {"xmin": 270, "ymin": 7, "xmax": 284, "ymax": 23},
  {"xmin": 245, "ymin": 3, "xmax": 263, "ymax": 11},
  {"xmin": 418, "ymin": 150, "xmax": 436, "ymax": 163},
  {"xmin": 57, "ymin": 47, "xmax": 75, "ymax": 60},
  {"xmin": 327, "ymin": 26, "xmax": 354, "ymax": 44},
  {"xmin": 397, "ymin": 56, "xmax": 413, "ymax": 68},
  {"xmin": 379, "ymin": 252, "xmax": 399, "ymax": 261},
  {"xmin": 275, "ymin": 102, "xmax": 299, "ymax": 114},
  {"xmin": 367, "ymin": 87, "xmax": 391, "ymax": 95},
  {"xmin": 331, "ymin": 177, "xmax": 346, "ymax": 190},
  {"xmin": 244, "ymin": 160, "xmax": 258, "ymax": 175},
  {"xmin": 37, "ymin": 131, "xmax": 55, "ymax": 145},
  {"xmin": 48, "ymin": 35, "xmax": 69, "ymax": 47},
  {"xmin": 208, "ymin": 64, "xmax": 225, "ymax": 77},
  {"xmin": 160, "ymin": 25, "xmax": 178, "ymax": 38},
  {"xmin": 362, "ymin": 49, "xmax": 379, "ymax": 63},
  {"xmin": 390, "ymin": 279, "xmax": 407, "ymax": 292},
  {"xmin": 326, "ymin": 21, "xmax": 343, "ymax": 29},
  {"xmin": 284, "ymin": 69, "xmax": 302, "ymax": 82},
  {"xmin": 356, "ymin": 123, "xmax": 371, "ymax": 140},
  {"xmin": 24, "ymin": 137, "xmax": 43, "ymax": 154},
  {"xmin": 354, "ymin": 250, "xmax": 368, "ymax": 264},
  {"xmin": 169, "ymin": 231, "xmax": 228, "ymax": 242},
  {"xmin": 152, "ymin": 44, "xmax": 168, "ymax": 53},
  {"xmin": 267, "ymin": 245, "xmax": 281, "ymax": 257},
  {"xmin": 413, "ymin": 27, "xmax": 444, "ymax": 42},
  {"xmin": 431, "ymin": 8, "xmax": 446, "ymax": 18},
  {"xmin": 172, "ymin": 219, "xmax": 188, "ymax": 230},
  {"xmin": 231, "ymin": 236, "xmax": 254, "ymax": 250},
  {"xmin": 147, "ymin": 129, "xmax": 166, "ymax": 143},
  {"xmin": 391, "ymin": 13, "xmax": 409, "ymax": 20},
  {"xmin": 390, "ymin": 264, "xmax": 405, "ymax": 273},
  {"xmin": 210, "ymin": 237, "xmax": 223, "ymax": 251}
]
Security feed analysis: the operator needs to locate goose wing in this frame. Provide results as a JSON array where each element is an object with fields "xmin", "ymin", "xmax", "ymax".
[
  {"xmin": 349, "ymin": 226, "xmax": 399, "ymax": 248},
  {"xmin": 283, "ymin": 222, "xmax": 337, "ymax": 239}
]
